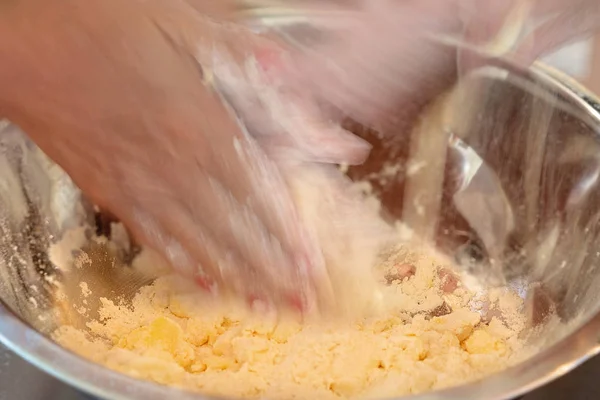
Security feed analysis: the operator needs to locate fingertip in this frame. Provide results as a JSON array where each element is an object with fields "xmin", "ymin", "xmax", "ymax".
[
  {"xmin": 194, "ymin": 274, "xmax": 215, "ymax": 292},
  {"xmin": 287, "ymin": 257, "xmax": 318, "ymax": 315},
  {"xmin": 286, "ymin": 292, "xmax": 307, "ymax": 315},
  {"xmin": 330, "ymin": 130, "xmax": 372, "ymax": 165},
  {"xmin": 246, "ymin": 292, "xmax": 274, "ymax": 314}
]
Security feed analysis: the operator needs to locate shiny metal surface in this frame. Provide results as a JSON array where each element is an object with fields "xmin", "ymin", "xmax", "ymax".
[
  {"xmin": 3, "ymin": 340, "xmax": 600, "ymax": 400},
  {"xmin": 0, "ymin": 343, "xmax": 89, "ymax": 400},
  {"xmin": 2, "ymin": 16, "xmax": 600, "ymax": 400}
]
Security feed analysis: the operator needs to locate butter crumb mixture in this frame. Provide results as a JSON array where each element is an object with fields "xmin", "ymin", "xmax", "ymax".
[{"xmin": 54, "ymin": 247, "xmax": 526, "ymax": 399}]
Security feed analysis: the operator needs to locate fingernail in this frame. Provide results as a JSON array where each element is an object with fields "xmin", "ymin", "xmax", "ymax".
[
  {"xmin": 247, "ymin": 292, "xmax": 263, "ymax": 303},
  {"xmin": 194, "ymin": 276, "xmax": 212, "ymax": 290},
  {"xmin": 247, "ymin": 293, "xmax": 273, "ymax": 314},
  {"xmin": 329, "ymin": 131, "xmax": 372, "ymax": 165},
  {"xmin": 194, "ymin": 273, "xmax": 217, "ymax": 294},
  {"xmin": 286, "ymin": 293, "xmax": 307, "ymax": 314},
  {"xmin": 300, "ymin": 126, "xmax": 372, "ymax": 165}
]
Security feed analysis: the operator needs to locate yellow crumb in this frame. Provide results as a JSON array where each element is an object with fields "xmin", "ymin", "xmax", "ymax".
[{"xmin": 54, "ymin": 246, "xmax": 527, "ymax": 399}]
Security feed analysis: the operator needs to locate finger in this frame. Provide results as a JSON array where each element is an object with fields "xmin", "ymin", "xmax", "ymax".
[
  {"xmin": 265, "ymin": 124, "xmax": 372, "ymax": 165},
  {"xmin": 93, "ymin": 119, "xmax": 313, "ymax": 309},
  {"xmin": 212, "ymin": 52, "xmax": 371, "ymax": 165},
  {"xmin": 172, "ymin": 179, "xmax": 316, "ymax": 311},
  {"xmin": 146, "ymin": 6, "xmax": 326, "ymax": 277},
  {"xmin": 194, "ymin": 108, "xmax": 320, "ymax": 285},
  {"xmin": 141, "ymin": 5, "xmax": 325, "ymax": 307},
  {"xmin": 146, "ymin": 208, "xmax": 260, "ymax": 300},
  {"xmin": 239, "ymin": 109, "xmax": 372, "ymax": 166},
  {"xmin": 126, "ymin": 209, "xmax": 205, "ymax": 282},
  {"xmin": 160, "ymin": 148, "xmax": 315, "ymax": 309},
  {"xmin": 127, "ymin": 196, "xmax": 313, "ymax": 311},
  {"xmin": 192, "ymin": 82, "xmax": 325, "ymax": 287}
]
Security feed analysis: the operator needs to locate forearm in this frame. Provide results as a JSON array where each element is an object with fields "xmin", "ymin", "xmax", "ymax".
[
  {"xmin": 0, "ymin": 0, "xmax": 125, "ymax": 119},
  {"xmin": 0, "ymin": 0, "xmax": 45, "ymax": 117},
  {"xmin": 0, "ymin": 0, "xmax": 240, "ymax": 118},
  {"xmin": 0, "ymin": 0, "xmax": 22, "ymax": 115}
]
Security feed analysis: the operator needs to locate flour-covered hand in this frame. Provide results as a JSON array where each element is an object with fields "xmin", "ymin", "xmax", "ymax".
[{"xmin": 0, "ymin": 0, "xmax": 368, "ymax": 310}]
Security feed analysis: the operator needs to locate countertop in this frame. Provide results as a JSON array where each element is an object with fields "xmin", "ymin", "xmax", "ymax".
[{"xmin": 1, "ymin": 342, "xmax": 599, "ymax": 400}]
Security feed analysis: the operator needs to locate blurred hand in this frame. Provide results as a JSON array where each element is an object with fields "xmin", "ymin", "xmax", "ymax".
[
  {"xmin": 0, "ymin": 0, "xmax": 369, "ymax": 310},
  {"xmin": 289, "ymin": 0, "xmax": 600, "ymax": 132}
]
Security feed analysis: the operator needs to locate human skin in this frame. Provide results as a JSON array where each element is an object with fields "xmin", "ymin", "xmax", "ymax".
[
  {"xmin": 0, "ymin": 0, "xmax": 371, "ymax": 310},
  {"xmin": 292, "ymin": 0, "xmax": 600, "ymax": 133},
  {"xmin": 0, "ymin": 0, "xmax": 598, "ymax": 309}
]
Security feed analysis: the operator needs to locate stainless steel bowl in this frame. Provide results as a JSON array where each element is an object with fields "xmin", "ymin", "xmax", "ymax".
[{"xmin": 2, "ymin": 16, "xmax": 600, "ymax": 400}]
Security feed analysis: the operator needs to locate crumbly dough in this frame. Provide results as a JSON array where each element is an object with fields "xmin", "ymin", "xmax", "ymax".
[{"xmin": 54, "ymin": 245, "xmax": 527, "ymax": 399}]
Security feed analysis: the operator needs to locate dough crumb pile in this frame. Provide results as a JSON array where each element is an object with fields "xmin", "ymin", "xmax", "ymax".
[{"xmin": 54, "ymin": 245, "xmax": 527, "ymax": 399}]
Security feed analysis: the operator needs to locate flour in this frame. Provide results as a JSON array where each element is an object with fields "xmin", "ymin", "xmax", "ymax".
[
  {"xmin": 79, "ymin": 282, "xmax": 91, "ymax": 298},
  {"xmin": 53, "ymin": 240, "xmax": 528, "ymax": 399},
  {"xmin": 48, "ymin": 226, "xmax": 88, "ymax": 272}
]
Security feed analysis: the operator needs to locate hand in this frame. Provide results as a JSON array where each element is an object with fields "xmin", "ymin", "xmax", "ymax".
[
  {"xmin": 286, "ymin": 0, "xmax": 600, "ymax": 132},
  {"xmin": 0, "ymin": 0, "xmax": 369, "ymax": 310}
]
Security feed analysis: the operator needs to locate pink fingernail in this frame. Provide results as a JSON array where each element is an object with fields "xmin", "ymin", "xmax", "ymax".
[
  {"xmin": 194, "ymin": 275, "xmax": 215, "ymax": 292},
  {"xmin": 246, "ymin": 293, "xmax": 264, "ymax": 304},
  {"xmin": 247, "ymin": 293, "xmax": 274, "ymax": 314},
  {"xmin": 286, "ymin": 293, "xmax": 306, "ymax": 314}
]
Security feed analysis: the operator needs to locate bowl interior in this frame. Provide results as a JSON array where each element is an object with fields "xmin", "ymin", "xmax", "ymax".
[{"xmin": 2, "ymin": 36, "xmax": 600, "ymax": 400}]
